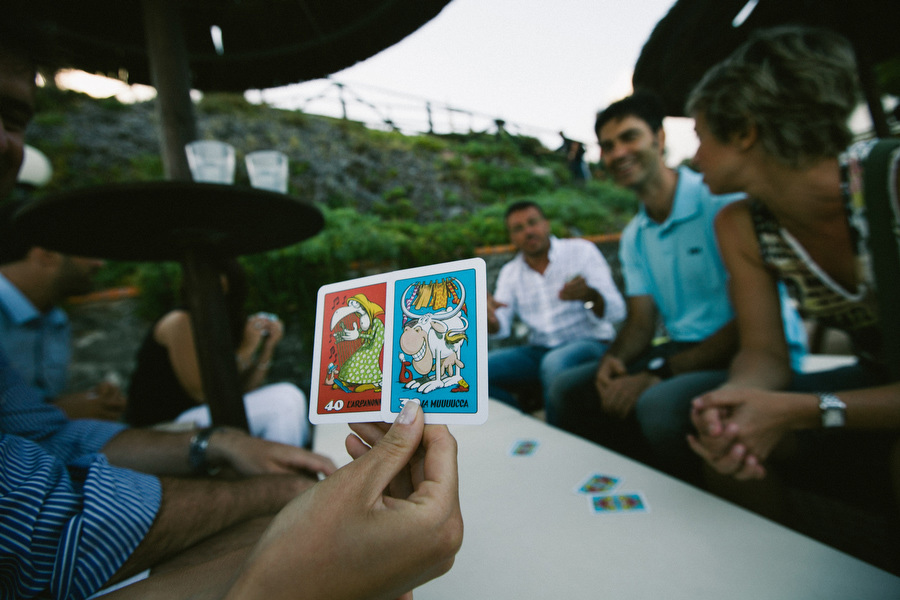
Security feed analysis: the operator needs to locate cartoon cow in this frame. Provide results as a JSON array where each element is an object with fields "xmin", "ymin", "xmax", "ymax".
[{"xmin": 399, "ymin": 281, "xmax": 468, "ymax": 394}]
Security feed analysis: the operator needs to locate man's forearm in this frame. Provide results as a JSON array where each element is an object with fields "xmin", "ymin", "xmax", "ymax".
[
  {"xmin": 668, "ymin": 321, "xmax": 739, "ymax": 375},
  {"xmin": 606, "ymin": 319, "xmax": 655, "ymax": 365},
  {"xmin": 102, "ymin": 428, "xmax": 197, "ymax": 475},
  {"xmin": 108, "ymin": 475, "xmax": 314, "ymax": 584}
]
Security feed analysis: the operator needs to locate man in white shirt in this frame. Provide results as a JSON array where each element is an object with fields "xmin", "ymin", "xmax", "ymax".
[{"xmin": 488, "ymin": 201, "xmax": 625, "ymax": 413}]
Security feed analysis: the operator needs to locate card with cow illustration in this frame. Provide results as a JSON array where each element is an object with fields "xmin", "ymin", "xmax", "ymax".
[{"xmin": 309, "ymin": 257, "xmax": 488, "ymax": 425}]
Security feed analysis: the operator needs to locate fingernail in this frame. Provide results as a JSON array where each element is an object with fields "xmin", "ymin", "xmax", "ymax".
[{"xmin": 396, "ymin": 398, "xmax": 420, "ymax": 425}]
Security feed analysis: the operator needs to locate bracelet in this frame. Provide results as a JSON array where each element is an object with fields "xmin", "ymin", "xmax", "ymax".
[{"xmin": 189, "ymin": 426, "xmax": 225, "ymax": 475}]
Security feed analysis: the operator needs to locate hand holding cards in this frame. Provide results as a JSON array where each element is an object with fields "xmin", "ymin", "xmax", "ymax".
[{"xmin": 310, "ymin": 258, "xmax": 489, "ymax": 425}]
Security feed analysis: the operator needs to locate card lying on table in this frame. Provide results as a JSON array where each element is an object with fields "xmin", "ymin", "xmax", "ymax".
[{"xmin": 309, "ymin": 257, "xmax": 488, "ymax": 425}]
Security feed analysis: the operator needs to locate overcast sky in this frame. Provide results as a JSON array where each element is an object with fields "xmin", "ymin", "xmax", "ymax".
[{"xmin": 251, "ymin": 0, "xmax": 698, "ymax": 164}]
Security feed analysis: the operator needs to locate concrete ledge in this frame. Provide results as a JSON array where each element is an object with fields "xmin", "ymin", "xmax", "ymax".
[{"xmin": 801, "ymin": 354, "xmax": 857, "ymax": 373}]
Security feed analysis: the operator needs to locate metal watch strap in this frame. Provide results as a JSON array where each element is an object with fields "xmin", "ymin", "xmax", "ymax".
[
  {"xmin": 189, "ymin": 426, "xmax": 225, "ymax": 475},
  {"xmin": 817, "ymin": 393, "xmax": 846, "ymax": 428}
]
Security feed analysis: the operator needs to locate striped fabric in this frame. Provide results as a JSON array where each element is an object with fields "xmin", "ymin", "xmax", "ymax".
[{"xmin": 0, "ymin": 351, "xmax": 162, "ymax": 599}]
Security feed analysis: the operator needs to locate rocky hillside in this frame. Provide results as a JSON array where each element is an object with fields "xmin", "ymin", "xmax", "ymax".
[
  {"xmin": 27, "ymin": 88, "xmax": 636, "ymax": 396},
  {"xmin": 28, "ymin": 89, "xmax": 570, "ymax": 225}
]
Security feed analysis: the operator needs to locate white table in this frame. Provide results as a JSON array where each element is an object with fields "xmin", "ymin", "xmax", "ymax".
[{"xmin": 313, "ymin": 400, "xmax": 900, "ymax": 599}]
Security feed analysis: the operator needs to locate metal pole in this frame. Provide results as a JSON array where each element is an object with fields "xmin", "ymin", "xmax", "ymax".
[{"xmin": 141, "ymin": 0, "xmax": 197, "ymax": 181}]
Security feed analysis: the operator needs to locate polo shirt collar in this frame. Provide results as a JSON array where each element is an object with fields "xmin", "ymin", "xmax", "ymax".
[
  {"xmin": 0, "ymin": 273, "xmax": 67, "ymax": 327},
  {"xmin": 634, "ymin": 166, "xmax": 701, "ymax": 232}
]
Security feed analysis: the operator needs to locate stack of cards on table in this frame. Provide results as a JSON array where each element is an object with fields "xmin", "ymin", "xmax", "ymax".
[
  {"xmin": 575, "ymin": 472, "xmax": 649, "ymax": 515},
  {"xmin": 310, "ymin": 258, "xmax": 489, "ymax": 425}
]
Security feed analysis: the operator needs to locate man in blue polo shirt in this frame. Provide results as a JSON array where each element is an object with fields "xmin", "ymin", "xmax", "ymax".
[
  {"xmin": 548, "ymin": 92, "xmax": 806, "ymax": 481},
  {"xmin": 0, "ymin": 209, "xmax": 126, "ymax": 420}
]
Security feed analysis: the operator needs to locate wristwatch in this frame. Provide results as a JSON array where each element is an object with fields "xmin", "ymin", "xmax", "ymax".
[
  {"xmin": 817, "ymin": 393, "xmax": 846, "ymax": 428},
  {"xmin": 189, "ymin": 426, "xmax": 225, "ymax": 475},
  {"xmin": 583, "ymin": 300, "xmax": 595, "ymax": 311},
  {"xmin": 646, "ymin": 356, "xmax": 673, "ymax": 379}
]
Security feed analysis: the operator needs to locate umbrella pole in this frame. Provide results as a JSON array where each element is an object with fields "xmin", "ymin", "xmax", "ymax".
[
  {"xmin": 856, "ymin": 55, "xmax": 891, "ymax": 139},
  {"xmin": 181, "ymin": 245, "xmax": 250, "ymax": 431},
  {"xmin": 141, "ymin": 0, "xmax": 197, "ymax": 181}
]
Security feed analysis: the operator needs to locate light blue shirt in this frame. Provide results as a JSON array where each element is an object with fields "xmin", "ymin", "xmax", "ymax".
[
  {"xmin": 619, "ymin": 166, "xmax": 807, "ymax": 365},
  {"xmin": 0, "ymin": 273, "xmax": 71, "ymax": 399},
  {"xmin": 620, "ymin": 166, "xmax": 738, "ymax": 341}
]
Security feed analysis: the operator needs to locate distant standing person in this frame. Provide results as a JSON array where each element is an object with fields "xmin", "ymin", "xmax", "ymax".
[
  {"xmin": 488, "ymin": 200, "xmax": 625, "ymax": 413},
  {"xmin": 559, "ymin": 131, "xmax": 590, "ymax": 184}
]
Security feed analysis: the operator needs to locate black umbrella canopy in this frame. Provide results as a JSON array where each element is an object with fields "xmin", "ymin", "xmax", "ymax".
[
  {"xmin": 633, "ymin": 0, "xmax": 900, "ymax": 134},
  {"xmin": 20, "ymin": 0, "xmax": 452, "ymax": 180},
  {"xmin": 34, "ymin": 0, "xmax": 452, "ymax": 92}
]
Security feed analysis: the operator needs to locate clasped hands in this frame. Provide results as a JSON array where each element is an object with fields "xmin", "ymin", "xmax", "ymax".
[
  {"xmin": 54, "ymin": 378, "xmax": 127, "ymax": 421},
  {"xmin": 687, "ymin": 387, "xmax": 798, "ymax": 480},
  {"xmin": 245, "ymin": 312, "xmax": 283, "ymax": 345},
  {"xmin": 558, "ymin": 275, "xmax": 592, "ymax": 303},
  {"xmin": 594, "ymin": 355, "xmax": 659, "ymax": 419}
]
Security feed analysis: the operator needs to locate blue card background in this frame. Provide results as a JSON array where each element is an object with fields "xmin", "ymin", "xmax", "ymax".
[{"xmin": 389, "ymin": 266, "xmax": 479, "ymax": 415}]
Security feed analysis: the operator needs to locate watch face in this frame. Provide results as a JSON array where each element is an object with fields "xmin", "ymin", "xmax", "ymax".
[
  {"xmin": 823, "ymin": 408, "xmax": 846, "ymax": 428},
  {"xmin": 648, "ymin": 357, "xmax": 665, "ymax": 370}
]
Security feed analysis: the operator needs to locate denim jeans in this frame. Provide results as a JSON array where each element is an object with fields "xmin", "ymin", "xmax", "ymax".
[
  {"xmin": 488, "ymin": 339, "xmax": 609, "ymax": 412},
  {"xmin": 635, "ymin": 370, "xmax": 728, "ymax": 479},
  {"xmin": 546, "ymin": 341, "xmax": 709, "ymax": 479}
]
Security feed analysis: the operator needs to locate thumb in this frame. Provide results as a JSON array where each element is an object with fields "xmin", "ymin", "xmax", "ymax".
[
  {"xmin": 354, "ymin": 400, "xmax": 424, "ymax": 500},
  {"xmin": 692, "ymin": 388, "xmax": 742, "ymax": 412}
]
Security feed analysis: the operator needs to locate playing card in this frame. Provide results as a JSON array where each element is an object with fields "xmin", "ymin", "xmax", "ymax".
[
  {"xmin": 590, "ymin": 492, "xmax": 649, "ymax": 514},
  {"xmin": 574, "ymin": 473, "xmax": 620, "ymax": 495},
  {"xmin": 509, "ymin": 439, "xmax": 539, "ymax": 456},
  {"xmin": 309, "ymin": 258, "xmax": 488, "ymax": 425},
  {"xmin": 311, "ymin": 280, "xmax": 387, "ymax": 423}
]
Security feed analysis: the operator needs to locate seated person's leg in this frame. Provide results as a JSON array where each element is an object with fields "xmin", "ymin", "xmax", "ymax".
[
  {"xmin": 547, "ymin": 359, "xmax": 651, "ymax": 461},
  {"xmin": 243, "ymin": 382, "xmax": 310, "ymax": 447},
  {"xmin": 488, "ymin": 345, "xmax": 546, "ymax": 409},
  {"xmin": 174, "ymin": 383, "xmax": 310, "ymax": 448},
  {"xmin": 545, "ymin": 360, "xmax": 604, "ymax": 441},
  {"xmin": 635, "ymin": 370, "xmax": 728, "ymax": 484},
  {"xmin": 538, "ymin": 339, "xmax": 610, "ymax": 408},
  {"xmin": 782, "ymin": 364, "xmax": 896, "ymax": 512}
]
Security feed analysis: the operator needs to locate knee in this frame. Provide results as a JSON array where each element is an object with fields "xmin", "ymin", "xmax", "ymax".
[
  {"xmin": 546, "ymin": 369, "xmax": 580, "ymax": 409},
  {"xmin": 634, "ymin": 384, "xmax": 686, "ymax": 445},
  {"xmin": 267, "ymin": 382, "xmax": 306, "ymax": 402},
  {"xmin": 254, "ymin": 382, "xmax": 307, "ymax": 416},
  {"xmin": 546, "ymin": 366, "xmax": 597, "ymax": 424},
  {"xmin": 539, "ymin": 351, "xmax": 570, "ymax": 388}
]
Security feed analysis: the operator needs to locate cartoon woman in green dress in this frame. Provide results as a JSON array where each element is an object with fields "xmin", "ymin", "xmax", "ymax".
[{"xmin": 328, "ymin": 294, "xmax": 385, "ymax": 392}]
